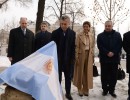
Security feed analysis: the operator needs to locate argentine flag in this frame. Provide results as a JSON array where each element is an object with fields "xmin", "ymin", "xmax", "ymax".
[{"xmin": 0, "ymin": 41, "xmax": 63, "ymax": 100}]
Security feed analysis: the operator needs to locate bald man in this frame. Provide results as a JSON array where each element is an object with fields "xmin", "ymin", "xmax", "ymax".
[
  {"xmin": 97, "ymin": 20, "xmax": 122, "ymax": 98},
  {"xmin": 7, "ymin": 17, "xmax": 34, "ymax": 64}
]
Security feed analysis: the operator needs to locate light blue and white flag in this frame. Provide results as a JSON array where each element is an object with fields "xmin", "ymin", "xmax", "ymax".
[{"xmin": 0, "ymin": 41, "xmax": 63, "ymax": 100}]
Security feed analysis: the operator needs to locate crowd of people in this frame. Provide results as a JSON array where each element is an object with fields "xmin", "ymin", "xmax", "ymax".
[{"xmin": 7, "ymin": 16, "xmax": 129, "ymax": 100}]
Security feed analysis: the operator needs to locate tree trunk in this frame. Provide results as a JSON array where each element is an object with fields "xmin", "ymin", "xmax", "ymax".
[
  {"xmin": 35, "ymin": 0, "xmax": 46, "ymax": 33},
  {"xmin": 60, "ymin": 0, "xmax": 64, "ymax": 18},
  {"xmin": 71, "ymin": 12, "xmax": 74, "ymax": 30}
]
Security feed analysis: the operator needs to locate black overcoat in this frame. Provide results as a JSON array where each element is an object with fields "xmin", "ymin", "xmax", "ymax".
[
  {"xmin": 123, "ymin": 31, "xmax": 130, "ymax": 73},
  {"xmin": 7, "ymin": 27, "xmax": 34, "ymax": 64},
  {"xmin": 34, "ymin": 31, "xmax": 51, "ymax": 51},
  {"xmin": 51, "ymin": 27, "xmax": 75, "ymax": 72}
]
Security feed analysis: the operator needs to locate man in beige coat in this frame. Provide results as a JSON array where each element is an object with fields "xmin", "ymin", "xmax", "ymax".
[{"xmin": 73, "ymin": 21, "xmax": 94, "ymax": 97}]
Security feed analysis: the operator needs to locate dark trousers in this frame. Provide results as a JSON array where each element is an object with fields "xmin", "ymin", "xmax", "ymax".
[
  {"xmin": 100, "ymin": 63, "xmax": 118, "ymax": 93},
  {"xmin": 128, "ymin": 74, "xmax": 130, "ymax": 98},
  {"xmin": 59, "ymin": 68, "xmax": 72, "ymax": 94},
  {"xmin": 70, "ymin": 64, "xmax": 74, "ymax": 79}
]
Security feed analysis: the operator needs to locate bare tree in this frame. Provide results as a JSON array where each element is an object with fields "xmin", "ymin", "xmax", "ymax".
[
  {"xmin": 47, "ymin": 0, "xmax": 64, "ymax": 20},
  {"xmin": 0, "ymin": 0, "xmax": 45, "ymax": 33},
  {"xmin": 35, "ymin": 0, "xmax": 46, "ymax": 33},
  {"xmin": 92, "ymin": 0, "xmax": 130, "ymax": 25},
  {"xmin": 65, "ymin": 0, "xmax": 85, "ymax": 30},
  {"xmin": 3, "ymin": 17, "xmax": 19, "ymax": 31},
  {"xmin": 0, "ymin": 0, "xmax": 8, "ymax": 8},
  {"xmin": 60, "ymin": 0, "xmax": 64, "ymax": 18},
  {"xmin": 46, "ymin": 0, "xmax": 85, "ymax": 30},
  {"xmin": 0, "ymin": 0, "xmax": 32, "ymax": 10}
]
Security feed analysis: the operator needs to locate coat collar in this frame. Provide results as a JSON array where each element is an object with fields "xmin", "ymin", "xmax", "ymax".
[
  {"xmin": 79, "ymin": 31, "xmax": 91, "ymax": 45},
  {"xmin": 18, "ymin": 27, "xmax": 30, "ymax": 37}
]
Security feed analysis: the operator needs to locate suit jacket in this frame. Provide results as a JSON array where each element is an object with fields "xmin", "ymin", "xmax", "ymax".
[
  {"xmin": 7, "ymin": 27, "xmax": 34, "ymax": 64},
  {"xmin": 34, "ymin": 31, "xmax": 51, "ymax": 51},
  {"xmin": 51, "ymin": 27, "xmax": 76, "ymax": 72},
  {"xmin": 123, "ymin": 31, "xmax": 130, "ymax": 73}
]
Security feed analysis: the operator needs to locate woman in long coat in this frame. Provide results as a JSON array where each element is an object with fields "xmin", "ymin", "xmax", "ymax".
[{"xmin": 73, "ymin": 21, "xmax": 94, "ymax": 96}]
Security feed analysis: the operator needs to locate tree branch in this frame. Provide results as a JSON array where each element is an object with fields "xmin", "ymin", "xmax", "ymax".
[
  {"xmin": 0, "ymin": 0, "xmax": 8, "ymax": 8},
  {"xmin": 47, "ymin": 6, "xmax": 60, "ymax": 19}
]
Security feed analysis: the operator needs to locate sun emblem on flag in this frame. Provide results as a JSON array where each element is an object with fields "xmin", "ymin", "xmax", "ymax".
[{"xmin": 43, "ymin": 59, "xmax": 53, "ymax": 74}]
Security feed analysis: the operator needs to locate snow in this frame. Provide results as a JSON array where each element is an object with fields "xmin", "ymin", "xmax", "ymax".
[
  {"xmin": 62, "ymin": 58, "xmax": 129, "ymax": 100},
  {"xmin": 0, "ymin": 56, "xmax": 11, "ymax": 67},
  {"xmin": 0, "ymin": 56, "xmax": 129, "ymax": 100}
]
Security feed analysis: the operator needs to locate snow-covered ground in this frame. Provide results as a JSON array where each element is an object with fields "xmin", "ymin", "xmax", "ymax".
[
  {"xmin": 0, "ymin": 56, "xmax": 129, "ymax": 100},
  {"xmin": 62, "ymin": 58, "xmax": 129, "ymax": 100},
  {"xmin": 62, "ymin": 70, "xmax": 129, "ymax": 100},
  {"xmin": 0, "ymin": 56, "xmax": 11, "ymax": 67},
  {"xmin": 0, "ymin": 56, "xmax": 11, "ymax": 99}
]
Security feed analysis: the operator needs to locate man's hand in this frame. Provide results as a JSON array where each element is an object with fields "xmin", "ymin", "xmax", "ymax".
[
  {"xmin": 107, "ymin": 52, "xmax": 114, "ymax": 57},
  {"xmin": 8, "ymin": 57, "xmax": 13, "ymax": 62}
]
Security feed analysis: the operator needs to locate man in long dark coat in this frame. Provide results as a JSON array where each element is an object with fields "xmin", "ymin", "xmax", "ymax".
[
  {"xmin": 123, "ymin": 32, "xmax": 130, "ymax": 100},
  {"xmin": 51, "ymin": 15, "xmax": 75, "ymax": 100},
  {"xmin": 7, "ymin": 17, "xmax": 34, "ymax": 64},
  {"xmin": 6, "ymin": 17, "xmax": 34, "ymax": 100},
  {"xmin": 97, "ymin": 20, "xmax": 122, "ymax": 98}
]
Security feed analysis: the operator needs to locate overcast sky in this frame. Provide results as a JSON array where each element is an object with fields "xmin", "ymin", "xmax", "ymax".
[
  {"xmin": 0, "ymin": 0, "xmax": 130, "ymax": 35},
  {"xmin": 0, "ymin": 0, "xmax": 38, "ymax": 28}
]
